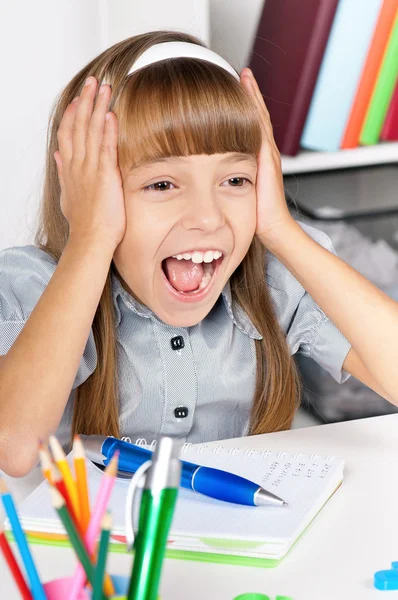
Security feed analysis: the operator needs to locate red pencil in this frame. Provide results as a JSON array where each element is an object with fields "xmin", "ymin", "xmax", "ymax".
[
  {"xmin": 0, "ymin": 525, "xmax": 33, "ymax": 599},
  {"xmin": 50, "ymin": 463, "xmax": 83, "ymax": 536}
]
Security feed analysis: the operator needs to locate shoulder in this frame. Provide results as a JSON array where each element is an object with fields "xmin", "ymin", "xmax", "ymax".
[
  {"xmin": 0, "ymin": 244, "xmax": 58, "ymax": 274},
  {"xmin": 0, "ymin": 245, "xmax": 58, "ymax": 319},
  {"xmin": 265, "ymin": 221, "xmax": 336, "ymax": 331},
  {"xmin": 0, "ymin": 245, "xmax": 97, "ymax": 387}
]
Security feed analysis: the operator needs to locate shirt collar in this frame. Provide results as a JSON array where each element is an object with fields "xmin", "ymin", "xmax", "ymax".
[{"xmin": 111, "ymin": 272, "xmax": 263, "ymax": 340}]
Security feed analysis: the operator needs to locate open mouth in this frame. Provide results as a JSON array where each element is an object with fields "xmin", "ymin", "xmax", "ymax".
[{"xmin": 161, "ymin": 250, "xmax": 224, "ymax": 301}]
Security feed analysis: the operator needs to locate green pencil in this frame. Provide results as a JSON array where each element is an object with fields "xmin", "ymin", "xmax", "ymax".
[
  {"xmin": 93, "ymin": 511, "xmax": 112, "ymax": 600},
  {"xmin": 50, "ymin": 487, "xmax": 105, "ymax": 599}
]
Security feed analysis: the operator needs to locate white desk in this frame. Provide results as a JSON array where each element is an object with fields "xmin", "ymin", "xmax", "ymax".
[{"xmin": 1, "ymin": 414, "xmax": 398, "ymax": 600}]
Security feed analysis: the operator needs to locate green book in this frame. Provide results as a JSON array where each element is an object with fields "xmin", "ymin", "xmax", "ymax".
[
  {"xmin": 360, "ymin": 12, "xmax": 398, "ymax": 145},
  {"xmin": 4, "ymin": 443, "xmax": 344, "ymax": 568}
]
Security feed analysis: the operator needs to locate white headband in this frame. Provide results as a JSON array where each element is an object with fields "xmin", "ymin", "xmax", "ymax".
[{"xmin": 101, "ymin": 41, "xmax": 240, "ymax": 85}]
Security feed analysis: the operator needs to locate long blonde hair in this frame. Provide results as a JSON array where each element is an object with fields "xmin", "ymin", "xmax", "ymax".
[{"xmin": 35, "ymin": 30, "xmax": 301, "ymax": 444}]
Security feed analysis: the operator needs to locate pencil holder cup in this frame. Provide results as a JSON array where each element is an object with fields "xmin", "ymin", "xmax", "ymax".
[
  {"xmin": 42, "ymin": 574, "xmax": 132, "ymax": 599},
  {"xmin": 43, "ymin": 576, "xmax": 89, "ymax": 599}
]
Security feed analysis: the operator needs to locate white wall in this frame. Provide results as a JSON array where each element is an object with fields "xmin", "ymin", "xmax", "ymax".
[
  {"xmin": 0, "ymin": 0, "xmax": 263, "ymax": 252},
  {"xmin": 210, "ymin": 0, "xmax": 265, "ymax": 71}
]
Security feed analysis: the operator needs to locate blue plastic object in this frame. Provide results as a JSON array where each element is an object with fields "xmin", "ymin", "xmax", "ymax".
[
  {"xmin": 374, "ymin": 561, "xmax": 398, "ymax": 590},
  {"xmin": 102, "ymin": 437, "xmax": 260, "ymax": 506},
  {"xmin": 192, "ymin": 466, "xmax": 259, "ymax": 505}
]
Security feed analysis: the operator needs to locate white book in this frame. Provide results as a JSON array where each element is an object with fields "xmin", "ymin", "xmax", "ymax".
[{"xmin": 5, "ymin": 441, "xmax": 344, "ymax": 566}]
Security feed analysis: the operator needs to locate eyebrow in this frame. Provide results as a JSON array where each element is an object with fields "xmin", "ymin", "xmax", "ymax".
[{"xmin": 129, "ymin": 153, "xmax": 257, "ymax": 173}]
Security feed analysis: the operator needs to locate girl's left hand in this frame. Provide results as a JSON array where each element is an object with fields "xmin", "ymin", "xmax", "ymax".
[{"xmin": 240, "ymin": 68, "xmax": 295, "ymax": 244}]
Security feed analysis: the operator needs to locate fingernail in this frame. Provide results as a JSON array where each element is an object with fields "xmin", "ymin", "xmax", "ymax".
[
  {"xmin": 71, "ymin": 96, "xmax": 79, "ymax": 103},
  {"xmin": 84, "ymin": 76, "xmax": 94, "ymax": 87}
]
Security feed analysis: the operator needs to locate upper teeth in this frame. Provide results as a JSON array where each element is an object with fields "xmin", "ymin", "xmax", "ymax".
[{"xmin": 171, "ymin": 250, "xmax": 223, "ymax": 263}]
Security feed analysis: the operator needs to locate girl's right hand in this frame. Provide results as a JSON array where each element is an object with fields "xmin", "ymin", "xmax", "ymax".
[{"xmin": 54, "ymin": 75, "xmax": 126, "ymax": 251}]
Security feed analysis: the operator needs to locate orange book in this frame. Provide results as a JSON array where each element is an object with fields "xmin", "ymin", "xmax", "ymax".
[{"xmin": 341, "ymin": 0, "xmax": 398, "ymax": 148}]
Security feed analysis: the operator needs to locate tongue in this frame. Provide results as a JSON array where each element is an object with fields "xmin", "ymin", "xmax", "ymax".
[{"xmin": 163, "ymin": 258, "xmax": 204, "ymax": 292}]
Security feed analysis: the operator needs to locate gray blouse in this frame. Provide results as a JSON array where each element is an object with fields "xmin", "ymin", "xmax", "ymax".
[{"xmin": 0, "ymin": 221, "xmax": 351, "ymax": 450}]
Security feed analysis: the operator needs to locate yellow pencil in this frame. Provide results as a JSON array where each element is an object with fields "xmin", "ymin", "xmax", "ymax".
[
  {"xmin": 73, "ymin": 435, "xmax": 91, "ymax": 533},
  {"xmin": 38, "ymin": 441, "xmax": 53, "ymax": 485},
  {"xmin": 49, "ymin": 435, "xmax": 80, "ymax": 521}
]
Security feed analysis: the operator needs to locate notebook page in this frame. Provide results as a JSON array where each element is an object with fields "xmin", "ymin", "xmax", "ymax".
[
  {"xmin": 14, "ymin": 446, "xmax": 344, "ymax": 551},
  {"xmin": 166, "ymin": 444, "xmax": 344, "ymax": 546}
]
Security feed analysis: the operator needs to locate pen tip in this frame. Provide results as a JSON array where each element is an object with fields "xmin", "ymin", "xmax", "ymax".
[{"xmin": 255, "ymin": 487, "xmax": 287, "ymax": 507}]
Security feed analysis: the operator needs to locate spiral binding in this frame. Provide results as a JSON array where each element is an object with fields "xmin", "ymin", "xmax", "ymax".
[{"xmin": 125, "ymin": 437, "xmax": 336, "ymax": 465}]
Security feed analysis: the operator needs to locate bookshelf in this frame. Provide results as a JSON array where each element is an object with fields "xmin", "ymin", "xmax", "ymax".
[
  {"xmin": 281, "ymin": 141, "xmax": 398, "ymax": 174},
  {"xmin": 281, "ymin": 141, "xmax": 398, "ymax": 221}
]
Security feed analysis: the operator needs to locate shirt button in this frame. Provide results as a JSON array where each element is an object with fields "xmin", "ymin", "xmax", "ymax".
[
  {"xmin": 171, "ymin": 336, "xmax": 185, "ymax": 350},
  {"xmin": 174, "ymin": 406, "xmax": 189, "ymax": 419}
]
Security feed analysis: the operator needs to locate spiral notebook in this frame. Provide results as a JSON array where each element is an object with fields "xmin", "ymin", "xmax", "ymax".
[{"xmin": 6, "ymin": 440, "xmax": 344, "ymax": 567}]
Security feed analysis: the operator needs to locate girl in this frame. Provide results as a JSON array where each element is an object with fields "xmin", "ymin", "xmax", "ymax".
[{"xmin": 0, "ymin": 30, "xmax": 397, "ymax": 478}]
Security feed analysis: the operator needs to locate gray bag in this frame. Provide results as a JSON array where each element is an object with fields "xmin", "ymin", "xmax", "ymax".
[{"xmin": 296, "ymin": 218, "xmax": 398, "ymax": 423}]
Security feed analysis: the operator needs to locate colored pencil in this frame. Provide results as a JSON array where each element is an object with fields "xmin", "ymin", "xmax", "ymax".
[
  {"xmin": 69, "ymin": 452, "xmax": 119, "ymax": 600},
  {"xmin": 73, "ymin": 435, "xmax": 91, "ymax": 532},
  {"xmin": 49, "ymin": 487, "xmax": 106, "ymax": 600},
  {"xmin": 48, "ymin": 435, "xmax": 80, "ymax": 520},
  {"xmin": 38, "ymin": 442, "xmax": 53, "ymax": 485},
  {"xmin": 0, "ymin": 479, "xmax": 47, "ymax": 600},
  {"xmin": 93, "ymin": 512, "xmax": 112, "ymax": 600},
  {"xmin": 49, "ymin": 463, "xmax": 82, "ymax": 535},
  {"xmin": 0, "ymin": 524, "xmax": 33, "ymax": 600}
]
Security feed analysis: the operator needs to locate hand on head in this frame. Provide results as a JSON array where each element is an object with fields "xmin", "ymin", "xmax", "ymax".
[
  {"xmin": 54, "ymin": 76, "xmax": 127, "ymax": 251},
  {"xmin": 240, "ymin": 68, "xmax": 294, "ymax": 245}
]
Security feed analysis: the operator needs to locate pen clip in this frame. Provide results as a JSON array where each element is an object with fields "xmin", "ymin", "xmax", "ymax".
[{"xmin": 125, "ymin": 459, "xmax": 152, "ymax": 551}]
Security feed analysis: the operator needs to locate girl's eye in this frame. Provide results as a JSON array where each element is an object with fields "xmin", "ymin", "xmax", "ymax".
[
  {"xmin": 144, "ymin": 181, "xmax": 175, "ymax": 193},
  {"xmin": 144, "ymin": 177, "xmax": 251, "ymax": 193},
  {"xmin": 222, "ymin": 177, "xmax": 251, "ymax": 188}
]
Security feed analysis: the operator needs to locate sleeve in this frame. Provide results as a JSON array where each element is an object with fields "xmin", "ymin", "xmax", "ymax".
[
  {"xmin": 266, "ymin": 221, "xmax": 352, "ymax": 384},
  {"xmin": 0, "ymin": 245, "xmax": 97, "ymax": 389}
]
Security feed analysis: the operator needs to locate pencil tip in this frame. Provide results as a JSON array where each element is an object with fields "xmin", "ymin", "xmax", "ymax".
[
  {"xmin": 0, "ymin": 478, "xmax": 8, "ymax": 494},
  {"xmin": 72, "ymin": 435, "xmax": 85, "ymax": 458},
  {"xmin": 106, "ymin": 451, "xmax": 119, "ymax": 476},
  {"xmin": 50, "ymin": 486, "xmax": 65, "ymax": 508},
  {"xmin": 101, "ymin": 510, "xmax": 113, "ymax": 530},
  {"xmin": 39, "ymin": 445, "xmax": 53, "ymax": 471},
  {"xmin": 48, "ymin": 435, "xmax": 65, "ymax": 460},
  {"xmin": 50, "ymin": 462, "xmax": 61, "ymax": 481}
]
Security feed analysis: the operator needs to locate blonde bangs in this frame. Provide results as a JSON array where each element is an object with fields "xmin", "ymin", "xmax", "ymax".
[{"xmin": 113, "ymin": 58, "xmax": 262, "ymax": 171}]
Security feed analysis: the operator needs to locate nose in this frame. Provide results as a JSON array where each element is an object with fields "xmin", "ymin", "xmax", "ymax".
[{"xmin": 181, "ymin": 191, "xmax": 226, "ymax": 233}]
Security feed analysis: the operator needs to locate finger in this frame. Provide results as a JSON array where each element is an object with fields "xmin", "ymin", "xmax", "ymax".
[
  {"xmin": 54, "ymin": 151, "xmax": 66, "ymax": 213},
  {"xmin": 98, "ymin": 111, "xmax": 119, "ymax": 172},
  {"xmin": 241, "ymin": 70, "xmax": 275, "ymax": 148},
  {"xmin": 56, "ymin": 96, "xmax": 80, "ymax": 164},
  {"xmin": 71, "ymin": 76, "xmax": 98, "ymax": 163},
  {"xmin": 84, "ymin": 83, "xmax": 113, "ymax": 168},
  {"xmin": 54, "ymin": 150, "xmax": 63, "ymax": 186}
]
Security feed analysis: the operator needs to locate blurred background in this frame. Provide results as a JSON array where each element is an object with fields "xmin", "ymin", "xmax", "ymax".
[{"xmin": 1, "ymin": 0, "xmax": 397, "ymax": 429}]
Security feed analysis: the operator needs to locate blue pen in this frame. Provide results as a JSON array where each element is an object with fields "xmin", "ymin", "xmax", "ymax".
[{"xmin": 80, "ymin": 435, "xmax": 287, "ymax": 507}]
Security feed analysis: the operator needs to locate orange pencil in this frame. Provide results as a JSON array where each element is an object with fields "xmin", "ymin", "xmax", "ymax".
[
  {"xmin": 73, "ymin": 435, "xmax": 91, "ymax": 533},
  {"xmin": 49, "ymin": 435, "xmax": 80, "ymax": 521},
  {"xmin": 38, "ymin": 441, "xmax": 53, "ymax": 485}
]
